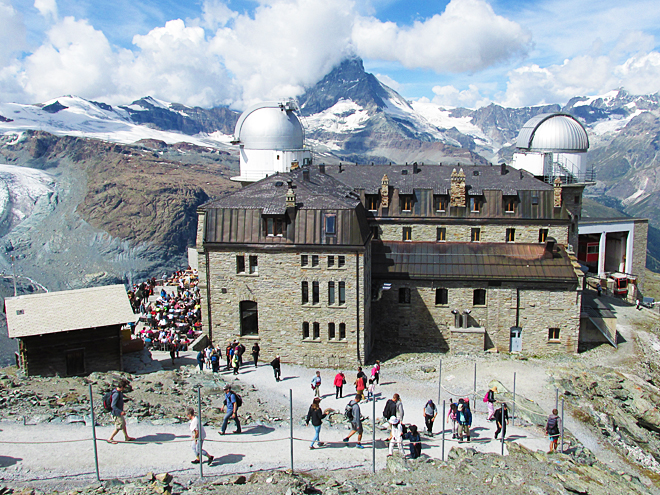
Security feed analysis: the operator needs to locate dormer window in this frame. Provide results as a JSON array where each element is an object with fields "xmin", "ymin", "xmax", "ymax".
[
  {"xmin": 366, "ymin": 195, "xmax": 379, "ymax": 211},
  {"xmin": 264, "ymin": 216, "xmax": 285, "ymax": 236},
  {"xmin": 400, "ymin": 195, "xmax": 413, "ymax": 212},
  {"xmin": 470, "ymin": 197, "xmax": 481, "ymax": 213},
  {"xmin": 325, "ymin": 214, "xmax": 337, "ymax": 235},
  {"xmin": 504, "ymin": 197, "xmax": 516, "ymax": 213},
  {"xmin": 433, "ymin": 195, "xmax": 448, "ymax": 212}
]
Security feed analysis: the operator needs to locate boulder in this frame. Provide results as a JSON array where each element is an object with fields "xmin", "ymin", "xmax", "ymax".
[
  {"xmin": 386, "ymin": 455, "xmax": 409, "ymax": 474},
  {"xmin": 234, "ymin": 476, "xmax": 247, "ymax": 485},
  {"xmin": 155, "ymin": 473, "xmax": 173, "ymax": 484}
]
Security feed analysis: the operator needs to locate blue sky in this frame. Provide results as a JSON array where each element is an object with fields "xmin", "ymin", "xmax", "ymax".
[{"xmin": 1, "ymin": 0, "xmax": 660, "ymax": 109}]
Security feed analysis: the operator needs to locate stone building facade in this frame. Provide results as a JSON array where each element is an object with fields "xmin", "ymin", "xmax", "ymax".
[{"xmin": 197, "ymin": 163, "xmax": 589, "ymax": 366}]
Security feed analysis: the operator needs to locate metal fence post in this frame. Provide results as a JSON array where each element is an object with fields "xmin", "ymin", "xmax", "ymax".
[
  {"xmin": 89, "ymin": 384, "xmax": 100, "ymax": 482},
  {"xmin": 512, "ymin": 372, "xmax": 516, "ymax": 427},
  {"xmin": 560, "ymin": 398, "xmax": 565, "ymax": 453},
  {"xmin": 441, "ymin": 400, "xmax": 445, "ymax": 462},
  {"xmin": 500, "ymin": 403, "xmax": 505, "ymax": 456},
  {"xmin": 437, "ymin": 359, "xmax": 442, "ymax": 406},
  {"xmin": 473, "ymin": 362, "xmax": 477, "ymax": 412},
  {"xmin": 555, "ymin": 388, "xmax": 558, "ymax": 411},
  {"xmin": 372, "ymin": 396, "xmax": 376, "ymax": 473},
  {"xmin": 289, "ymin": 389, "xmax": 294, "ymax": 473},
  {"xmin": 197, "ymin": 387, "xmax": 203, "ymax": 478}
]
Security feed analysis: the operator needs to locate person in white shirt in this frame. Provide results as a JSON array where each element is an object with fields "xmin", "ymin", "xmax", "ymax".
[
  {"xmin": 187, "ymin": 407, "xmax": 214, "ymax": 465},
  {"xmin": 387, "ymin": 417, "xmax": 404, "ymax": 456}
]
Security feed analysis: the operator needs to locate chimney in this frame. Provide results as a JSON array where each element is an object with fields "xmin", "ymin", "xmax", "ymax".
[
  {"xmin": 501, "ymin": 163, "xmax": 507, "ymax": 175},
  {"xmin": 302, "ymin": 169, "xmax": 310, "ymax": 181},
  {"xmin": 380, "ymin": 174, "xmax": 390, "ymax": 208},
  {"xmin": 339, "ymin": 163, "xmax": 343, "ymax": 173},
  {"xmin": 450, "ymin": 168, "xmax": 466, "ymax": 207},
  {"xmin": 553, "ymin": 177, "xmax": 562, "ymax": 207},
  {"xmin": 413, "ymin": 162, "xmax": 419, "ymax": 174},
  {"xmin": 285, "ymin": 180, "xmax": 296, "ymax": 208},
  {"xmin": 543, "ymin": 238, "xmax": 557, "ymax": 259},
  {"xmin": 319, "ymin": 164, "xmax": 326, "ymax": 174}
]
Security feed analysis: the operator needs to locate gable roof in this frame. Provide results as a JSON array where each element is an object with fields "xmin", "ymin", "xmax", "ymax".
[{"xmin": 5, "ymin": 284, "xmax": 137, "ymax": 338}]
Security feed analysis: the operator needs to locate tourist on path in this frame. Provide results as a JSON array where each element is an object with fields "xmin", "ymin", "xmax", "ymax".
[
  {"xmin": 343, "ymin": 395, "xmax": 364, "ymax": 448},
  {"xmin": 394, "ymin": 393, "xmax": 404, "ymax": 422},
  {"xmin": 251, "ymin": 343, "xmax": 260, "ymax": 368},
  {"xmin": 423, "ymin": 399, "xmax": 438, "ymax": 436},
  {"xmin": 366, "ymin": 379, "xmax": 375, "ymax": 402},
  {"xmin": 220, "ymin": 385, "xmax": 241, "ymax": 434},
  {"xmin": 196, "ymin": 349, "xmax": 204, "ymax": 372},
  {"xmin": 107, "ymin": 379, "xmax": 135, "ymax": 444},
  {"xmin": 387, "ymin": 417, "xmax": 403, "ymax": 457},
  {"xmin": 187, "ymin": 406, "xmax": 213, "ymax": 465},
  {"xmin": 237, "ymin": 342, "xmax": 246, "ymax": 366},
  {"xmin": 486, "ymin": 386, "xmax": 498, "ymax": 420},
  {"xmin": 546, "ymin": 408, "xmax": 562, "ymax": 452},
  {"xmin": 447, "ymin": 400, "xmax": 458, "ymax": 439},
  {"xmin": 231, "ymin": 351, "xmax": 240, "ymax": 375},
  {"xmin": 371, "ymin": 360, "xmax": 381, "ymax": 385},
  {"xmin": 494, "ymin": 403, "xmax": 509, "ymax": 440},
  {"xmin": 354, "ymin": 371, "xmax": 366, "ymax": 402},
  {"xmin": 405, "ymin": 424, "xmax": 422, "ymax": 459},
  {"xmin": 457, "ymin": 400, "xmax": 472, "ymax": 442},
  {"xmin": 225, "ymin": 343, "xmax": 232, "ymax": 370},
  {"xmin": 334, "ymin": 371, "xmax": 346, "ymax": 399},
  {"xmin": 311, "ymin": 371, "xmax": 322, "ymax": 398},
  {"xmin": 305, "ymin": 397, "xmax": 327, "ymax": 449},
  {"xmin": 206, "ymin": 346, "xmax": 213, "ymax": 370},
  {"xmin": 270, "ymin": 355, "xmax": 281, "ymax": 382}
]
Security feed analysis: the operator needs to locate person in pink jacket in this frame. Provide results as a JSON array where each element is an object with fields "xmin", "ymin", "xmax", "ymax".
[{"xmin": 334, "ymin": 371, "xmax": 346, "ymax": 399}]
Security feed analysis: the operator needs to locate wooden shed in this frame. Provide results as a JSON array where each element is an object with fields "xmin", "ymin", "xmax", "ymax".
[{"xmin": 4, "ymin": 285, "xmax": 137, "ymax": 377}]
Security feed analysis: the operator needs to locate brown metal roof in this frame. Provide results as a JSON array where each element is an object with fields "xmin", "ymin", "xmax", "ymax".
[{"xmin": 372, "ymin": 241, "xmax": 578, "ymax": 282}]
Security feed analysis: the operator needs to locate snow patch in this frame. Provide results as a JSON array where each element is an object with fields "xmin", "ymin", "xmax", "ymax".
[{"xmin": 305, "ymin": 99, "xmax": 370, "ymax": 134}]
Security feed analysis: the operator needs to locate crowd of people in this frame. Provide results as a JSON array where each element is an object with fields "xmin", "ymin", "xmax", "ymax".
[
  {"xmin": 127, "ymin": 269, "xmax": 202, "ymax": 362},
  {"xmin": 196, "ymin": 341, "xmax": 261, "ymax": 375}
]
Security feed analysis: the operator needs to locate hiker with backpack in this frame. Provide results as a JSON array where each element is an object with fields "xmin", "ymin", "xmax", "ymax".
[
  {"xmin": 311, "ymin": 371, "xmax": 322, "ymax": 398},
  {"xmin": 423, "ymin": 399, "xmax": 438, "ymax": 436},
  {"xmin": 271, "ymin": 355, "xmax": 281, "ymax": 382},
  {"xmin": 457, "ymin": 399, "xmax": 472, "ymax": 442},
  {"xmin": 371, "ymin": 360, "xmax": 380, "ymax": 385},
  {"xmin": 343, "ymin": 395, "xmax": 364, "ymax": 449},
  {"xmin": 382, "ymin": 395, "xmax": 397, "ymax": 440},
  {"xmin": 546, "ymin": 408, "xmax": 562, "ymax": 452},
  {"xmin": 105, "ymin": 379, "xmax": 135, "ymax": 444},
  {"xmin": 220, "ymin": 384, "xmax": 242, "ymax": 434},
  {"xmin": 447, "ymin": 400, "xmax": 459, "ymax": 439},
  {"xmin": 305, "ymin": 397, "xmax": 327, "ymax": 449},
  {"xmin": 485, "ymin": 386, "xmax": 498, "ymax": 420}
]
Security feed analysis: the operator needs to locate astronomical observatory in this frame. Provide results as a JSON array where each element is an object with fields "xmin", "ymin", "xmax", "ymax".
[{"xmin": 230, "ymin": 101, "xmax": 311, "ymax": 184}]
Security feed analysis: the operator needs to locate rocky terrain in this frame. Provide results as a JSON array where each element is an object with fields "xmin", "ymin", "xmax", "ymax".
[{"xmin": 0, "ymin": 131, "xmax": 238, "ymax": 292}]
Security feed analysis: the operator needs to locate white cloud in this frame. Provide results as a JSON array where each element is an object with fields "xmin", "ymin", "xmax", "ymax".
[
  {"xmin": 23, "ymin": 17, "xmax": 115, "ymax": 102},
  {"xmin": 200, "ymin": 0, "xmax": 236, "ymax": 29},
  {"xmin": 34, "ymin": 0, "xmax": 57, "ymax": 19},
  {"xmin": 352, "ymin": 0, "xmax": 531, "ymax": 73},
  {"xmin": 209, "ymin": 0, "xmax": 356, "ymax": 106},
  {"xmin": 431, "ymin": 84, "xmax": 491, "ymax": 108},
  {"xmin": 0, "ymin": 0, "xmax": 26, "ymax": 68},
  {"xmin": 375, "ymin": 73, "xmax": 401, "ymax": 91}
]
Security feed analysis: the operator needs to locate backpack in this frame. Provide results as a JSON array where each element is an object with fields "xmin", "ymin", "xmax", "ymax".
[
  {"xmin": 231, "ymin": 392, "xmax": 243, "ymax": 408},
  {"xmin": 383, "ymin": 399, "xmax": 396, "ymax": 419},
  {"xmin": 483, "ymin": 391, "xmax": 489, "ymax": 403},
  {"xmin": 103, "ymin": 390, "xmax": 116, "ymax": 412},
  {"xmin": 344, "ymin": 402, "xmax": 354, "ymax": 421}
]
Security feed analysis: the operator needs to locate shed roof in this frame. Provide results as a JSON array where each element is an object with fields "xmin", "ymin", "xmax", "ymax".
[
  {"xmin": 5, "ymin": 284, "xmax": 137, "ymax": 338},
  {"xmin": 372, "ymin": 241, "xmax": 578, "ymax": 282}
]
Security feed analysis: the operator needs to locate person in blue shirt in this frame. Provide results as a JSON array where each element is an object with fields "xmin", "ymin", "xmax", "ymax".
[{"xmin": 220, "ymin": 384, "xmax": 241, "ymax": 435}]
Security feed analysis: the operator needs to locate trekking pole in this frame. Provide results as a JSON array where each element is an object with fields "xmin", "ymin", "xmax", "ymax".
[
  {"xmin": 197, "ymin": 387, "xmax": 203, "ymax": 478},
  {"xmin": 500, "ymin": 403, "xmax": 505, "ymax": 456},
  {"xmin": 441, "ymin": 400, "xmax": 445, "ymax": 462},
  {"xmin": 289, "ymin": 389, "xmax": 294, "ymax": 473},
  {"xmin": 372, "ymin": 396, "xmax": 376, "ymax": 473},
  {"xmin": 512, "ymin": 372, "xmax": 516, "ymax": 427},
  {"xmin": 560, "ymin": 398, "xmax": 565, "ymax": 453},
  {"xmin": 88, "ymin": 384, "xmax": 100, "ymax": 482}
]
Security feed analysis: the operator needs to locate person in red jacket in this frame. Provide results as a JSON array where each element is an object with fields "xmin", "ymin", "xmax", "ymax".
[{"xmin": 334, "ymin": 371, "xmax": 346, "ymax": 399}]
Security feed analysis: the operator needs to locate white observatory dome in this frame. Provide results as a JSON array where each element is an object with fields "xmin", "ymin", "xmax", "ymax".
[
  {"xmin": 234, "ymin": 102, "xmax": 304, "ymax": 150},
  {"xmin": 516, "ymin": 113, "xmax": 589, "ymax": 153}
]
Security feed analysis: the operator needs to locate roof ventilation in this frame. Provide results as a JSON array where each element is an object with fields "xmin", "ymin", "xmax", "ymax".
[
  {"xmin": 275, "ymin": 181, "xmax": 284, "ymax": 187},
  {"xmin": 501, "ymin": 163, "xmax": 507, "ymax": 175},
  {"xmin": 319, "ymin": 164, "xmax": 326, "ymax": 174},
  {"xmin": 401, "ymin": 170, "xmax": 408, "ymax": 175},
  {"xmin": 302, "ymin": 169, "xmax": 310, "ymax": 181},
  {"xmin": 473, "ymin": 170, "xmax": 480, "ymax": 176}
]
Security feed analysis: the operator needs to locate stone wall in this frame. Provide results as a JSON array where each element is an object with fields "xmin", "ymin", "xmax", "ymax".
[
  {"xmin": 198, "ymin": 247, "xmax": 369, "ymax": 368},
  {"xmin": 450, "ymin": 328, "xmax": 485, "ymax": 354},
  {"xmin": 377, "ymin": 223, "xmax": 568, "ymax": 244},
  {"xmin": 371, "ymin": 282, "xmax": 581, "ymax": 355},
  {"xmin": 632, "ymin": 219, "xmax": 648, "ymax": 291}
]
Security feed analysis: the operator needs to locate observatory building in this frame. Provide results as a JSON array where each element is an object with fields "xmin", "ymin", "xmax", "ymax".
[
  {"xmin": 230, "ymin": 101, "xmax": 312, "ymax": 184},
  {"xmin": 512, "ymin": 113, "xmax": 593, "ymax": 184}
]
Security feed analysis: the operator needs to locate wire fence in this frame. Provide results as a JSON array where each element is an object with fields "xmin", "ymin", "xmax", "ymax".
[{"xmin": 0, "ymin": 363, "xmax": 569, "ymax": 484}]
